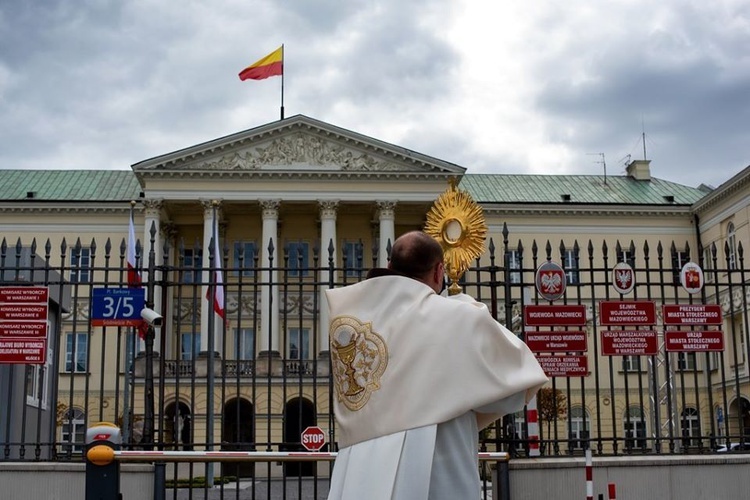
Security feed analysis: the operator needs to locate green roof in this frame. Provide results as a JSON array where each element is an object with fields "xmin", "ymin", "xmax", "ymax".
[
  {"xmin": 0, "ymin": 170, "xmax": 141, "ymax": 201},
  {"xmin": 460, "ymin": 174, "xmax": 707, "ymax": 205}
]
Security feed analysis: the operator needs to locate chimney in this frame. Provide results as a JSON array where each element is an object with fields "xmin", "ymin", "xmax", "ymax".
[{"xmin": 626, "ymin": 159, "xmax": 651, "ymax": 181}]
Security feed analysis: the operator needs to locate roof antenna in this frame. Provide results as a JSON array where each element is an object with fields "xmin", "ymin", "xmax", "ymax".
[
  {"xmin": 587, "ymin": 152, "xmax": 607, "ymax": 185},
  {"xmin": 641, "ymin": 117, "xmax": 648, "ymax": 160}
]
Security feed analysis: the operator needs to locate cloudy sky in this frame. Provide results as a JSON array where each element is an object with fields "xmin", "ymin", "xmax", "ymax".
[{"xmin": 1, "ymin": 0, "xmax": 748, "ymax": 189}]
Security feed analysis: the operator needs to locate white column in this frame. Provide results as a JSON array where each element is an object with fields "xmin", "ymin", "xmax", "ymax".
[
  {"xmin": 260, "ymin": 200, "xmax": 281, "ymax": 354},
  {"xmin": 200, "ymin": 199, "xmax": 222, "ymax": 352},
  {"xmin": 377, "ymin": 201, "xmax": 397, "ymax": 267},
  {"xmin": 318, "ymin": 200, "xmax": 338, "ymax": 356},
  {"xmin": 142, "ymin": 198, "xmax": 163, "ymax": 352}
]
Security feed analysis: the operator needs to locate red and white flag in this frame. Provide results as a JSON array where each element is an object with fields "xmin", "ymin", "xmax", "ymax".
[
  {"xmin": 206, "ymin": 219, "xmax": 226, "ymax": 321},
  {"xmin": 128, "ymin": 207, "xmax": 147, "ymax": 339},
  {"xmin": 127, "ymin": 208, "xmax": 141, "ymax": 287}
]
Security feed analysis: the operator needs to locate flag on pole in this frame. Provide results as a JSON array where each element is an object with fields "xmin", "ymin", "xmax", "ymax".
[
  {"xmin": 127, "ymin": 207, "xmax": 141, "ymax": 288},
  {"xmin": 127, "ymin": 205, "xmax": 148, "ymax": 340},
  {"xmin": 239, "ymin": 46, "xmax": 283, "ymax": 81},
  {"xmin": 206, "ymin": 218, "xmax": 226, "ymax": 321}
]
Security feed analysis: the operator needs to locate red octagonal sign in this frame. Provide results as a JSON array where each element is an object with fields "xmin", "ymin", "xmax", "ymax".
[{"xmin": 301, "ymin": 426, "xmax": 326, "ymax": 451}]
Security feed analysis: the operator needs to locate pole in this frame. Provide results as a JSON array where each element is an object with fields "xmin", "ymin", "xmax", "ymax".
[
  {"xmin": 585, "ymin": 448, "xmax": 593, "ymax": 500},
  {"xmin": 142, "ymin": 221, "xmax": 158, "ymax": 449},
  {"xmin": 205, "ymin": 201, "xmax": 218, "ymax": 486},
  {"xmin": 280, "ymin": 44, "xmax": 285, "ymax": 120}
]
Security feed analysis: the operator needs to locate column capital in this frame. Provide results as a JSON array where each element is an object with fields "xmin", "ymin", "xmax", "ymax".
[
  {"xmin": 260, "ymin": 199, "xmax": 281, "ymax": 218},
  {"xmin": 142, "ymin": 198, "xmax": 163, "ymax": 215},
  {"xmin": 376, "ymin": 200, "xmax": 397, "ymax": 219},
  {"xmin": 161, "ymin": 221, "xmax": 178, "ymax": 240},
  {"xmin": 318, "ymin": 200, "xmax": 339, "ymax": 219},
  {"xmin": 200, "ymin": 198, "xmax": 223, "ymax": 217}
]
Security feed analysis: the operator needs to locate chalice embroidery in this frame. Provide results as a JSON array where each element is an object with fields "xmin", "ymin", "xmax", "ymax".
[{"xmin": 330, "ymin": 315, "xmax": 388, "ymax": 411}]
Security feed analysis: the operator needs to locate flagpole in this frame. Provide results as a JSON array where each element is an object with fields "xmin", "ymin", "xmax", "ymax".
[
  {"xmin": 205, "ymin": 200, "xmax": 218, "ymax": 487},
  {"xmin": 280, "ymin": 44, "xmax": 285, "ymax": 120}
]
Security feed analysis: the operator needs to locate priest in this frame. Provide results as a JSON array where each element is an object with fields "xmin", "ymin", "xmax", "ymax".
[{"xmin": 325, "ymin": 231, "xmax": 548, "ymax": 500}]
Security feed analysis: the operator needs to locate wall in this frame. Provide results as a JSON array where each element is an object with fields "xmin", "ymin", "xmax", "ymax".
[{"xmin": 506, "ymin": 455, "xmax": 750, "ymax": 500}]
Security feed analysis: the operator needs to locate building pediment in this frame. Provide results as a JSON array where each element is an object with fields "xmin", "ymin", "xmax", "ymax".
[{"xmin": 132, "ymin": 115, "xmax": 464, "ymax": 178}]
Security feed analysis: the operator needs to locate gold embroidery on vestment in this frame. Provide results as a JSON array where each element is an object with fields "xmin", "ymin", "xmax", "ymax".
[{"xmin": 330, "ymin": 315, "xmax": 388, "ymax": 411}]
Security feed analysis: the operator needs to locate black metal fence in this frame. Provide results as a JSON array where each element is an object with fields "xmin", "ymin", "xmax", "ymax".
[{"xmin": 1, "ymin": 225, "xmax": 749, "ymax": 495}]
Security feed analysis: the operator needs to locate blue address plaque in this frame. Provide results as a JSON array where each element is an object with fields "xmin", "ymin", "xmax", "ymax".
[{"xmin": 91, "ymin": 288, "xmax": 145, "ymax": 327}]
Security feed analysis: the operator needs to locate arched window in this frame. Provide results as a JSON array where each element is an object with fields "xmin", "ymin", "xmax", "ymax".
[
  {"xmin": 569, "ymin": 407, "xmax": 590, "ymax": 450},
  {"xmin": 681, "ymin": 407, "xmax": 700, "ymax": 447},
  {"xmin": 727, "ymin": 222, "xmax": 737, "ymax": 270},
  {"xmin": 623, "ymin": 406, "xmax": 647, "ymax": 449}
]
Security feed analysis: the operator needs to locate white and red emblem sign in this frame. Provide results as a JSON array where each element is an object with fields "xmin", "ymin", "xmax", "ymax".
[
  {"xmin": 680, "ymin": 262, "xmax": 704, "ymax": 294},
  {"xmin": 612, "ymin": 262, "xmax": 635, "ymax": 295},
  {"xmin": 535, "ymin": 261, "xmax": 566, "ymax": 301}
]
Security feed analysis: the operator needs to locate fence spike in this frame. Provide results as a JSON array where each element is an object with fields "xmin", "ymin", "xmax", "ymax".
[
  {"xmin": 588, "ymin": 240, "xmax": 594, "ymax": 256},
  {"xmin": 44, "ymin": 238, "xmax": 51, "ymax": 257},
  {"xmin": 545, "ymin": 240, "xmax": 552, "ymax": 260},
  {"xmin": 30, "ymin": 238, "xmax": 37, "ymax": 255},
  {"xmin": 15, "ymin": 237, "xmax": 23, "ymax": 255},
  {"xmin": 90, "ymin": 238, "xmax": 97, "ymax": 256},
  {"xmin": 105, "ymin": 238, "xmax": 112, "ymax": 257}
]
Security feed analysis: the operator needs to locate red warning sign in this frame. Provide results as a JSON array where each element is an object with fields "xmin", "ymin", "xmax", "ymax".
[
  {"xmin": 0, "ymin": 338, "xmax": 47, "ymax": 364},
  {"xmin": 662, "ymin": 304, "xmax": 722, "ymax": 326},
  {"xmin": 524, "ymin": 305, "xmax": 587, "ymax": 327},
  {"xmin": 526, "ymin": 330, "xmax": 587, "ymax": 352}
]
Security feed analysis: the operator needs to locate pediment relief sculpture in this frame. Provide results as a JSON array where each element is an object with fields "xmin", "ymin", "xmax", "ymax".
[{"xmin": 187, "ymin": 133, "xmax": 408, "ymax": 172}]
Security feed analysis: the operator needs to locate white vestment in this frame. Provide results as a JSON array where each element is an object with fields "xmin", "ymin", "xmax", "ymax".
[{"xmin": 325, "ymin": 275, "xmax": 547, "ymax": 500}]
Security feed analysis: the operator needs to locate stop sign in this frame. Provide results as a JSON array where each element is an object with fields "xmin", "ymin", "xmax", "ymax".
[{"xmin": 300, "ymin": 426, "xmax": 326, "ymax": 451}]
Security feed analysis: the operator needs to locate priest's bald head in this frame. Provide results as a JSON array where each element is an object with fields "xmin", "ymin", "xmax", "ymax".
[{"xmin": 388, "ymin": 231, "xmax": 445, "ymax": 294}]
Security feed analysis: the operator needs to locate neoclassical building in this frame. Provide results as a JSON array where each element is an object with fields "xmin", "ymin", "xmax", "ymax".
[{"xmin": 1, "ymin": 115, "xmax": 748, "ymax": 473}]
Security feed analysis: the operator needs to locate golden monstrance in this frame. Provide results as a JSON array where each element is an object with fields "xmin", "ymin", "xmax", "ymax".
[{"xmin": 424, "ymin": 178, "xmax": 488, "ymax": 295}]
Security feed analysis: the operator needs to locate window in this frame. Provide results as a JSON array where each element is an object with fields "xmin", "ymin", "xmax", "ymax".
[
  {"xmin": 677, "ymin": 352, "xmax": 696, "ymax": 371},
  {"xmin": 233, "ymin": 241, "xmax": 256, "ymax": 277},
  {"xmin": 730, "ymin": 314, "xmax": 746, "ymax": 370},
  {"xmin": 727, "ymin": 222, "xmax": 737, "ymax": 270},
  {"xmin": 60, "ymin": 408, "xmax": 86, "ymax": 453},
  {"xmin": 507, "ymin": 250, "xmax": 521, "ymax": 284},
  {"xmin": 623, "ymin": 406, "xmax": 647, "ymax": 449},
  {"xmin": 234, "ymin": 328, "xmax": 255, "ymax": 360},
  {"xmin": 703, "ymin": 247, "xmax": 714, "ymax": 282},
  {"xmin": 617, "ymin": 250, "xmax": 635, "ymax": 268},
  {"xmin": 568, "ymin": 407, "xmax": 590, "ymax": 450},
  {"xmin": 563, "ymin": 249, "xmax": 579, "ymax": 285},
  {"xmin": 287, "ymin": 241, "xmax": 309, "ymax": 277},
  {"xmin": 182, "ymin": 248, "xmax": 202, "ymax": 283},
  {"xmin": 342, "ymin": 240, "xmax": 364, "ymax": 278},
  {"xmin": 708, "ymin": 351, "xmax": 720, "ymax": 371},
  {"xmin": 25, "ymin": 355, "xmax": 49, "ymax": 409},
  {"xmin": 70, "ymin": 247, "xmax": 91, "ymax": 283},
  {"xmin": 288, "ymin": 328, "xmax": 310, "ymax": 360},
  {"xmin": 64, "ymin": 333, "xmax": 87, "ymax": 373},
  {"xmin": 622, "ymin": 356, "xmax": 642, "ymax": 372},
  {"xmin": 681, "ymin": 407, "xmax": 700, "ymax": 447},
  {"xmin": 181, "ymin": 332, "xmax": 201, "ymax": 360},
  {"xmin": 672, "ymin": 250, "xmax": 689, "ymax": 284}
]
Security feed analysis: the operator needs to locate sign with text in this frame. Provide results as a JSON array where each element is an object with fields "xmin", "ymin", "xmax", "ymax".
[
  {"xmin": 601, "ymin": 330, "xmax": 658, "ymax": 356},
  {"xmin": 599, "ymin": 301, "xmax": 656, "ymax": 325},
  {"xmin": 526, "ymin": 330, "xmax": 587, "ymax": 352},
  {"xmin": 0, "ymin": 304, "xmax": 48, "ymax": 321},
  {"xmin": 91, "ymin": 288, "xmax": 146, "ymax": 327},
  {"xmin": 0, "ymin": 338, "xmax": 46, "ymax": 364},
  {"xmin": 0, "ymin": 287, "xmax": 49, "ymax": 304},
  {"xmin": 524, "ymin": 305, "xmax": 587, "ymax": 327},
  {"xmin": 662, "ymin": 304, "xmax": 722, "ymax": 326},
  {"xmin": 665, "ymin": 331, "xmax": 724, "ymax": 352},
  {"xmin": 300, "ymin": 426, "xmax": 326, "ymax": 451},
  {"xmin": 0, "ymin": 322, "xmax": 48, "ymax": 338},
  {"xmin": 535, "ymin": 355, "xmax": 588, "ymax": 377}
]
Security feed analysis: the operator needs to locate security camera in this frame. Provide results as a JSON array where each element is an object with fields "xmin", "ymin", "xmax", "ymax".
[{"xmin": 140, "ymin": 308, "xmax": 163, "ymax": 327}]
